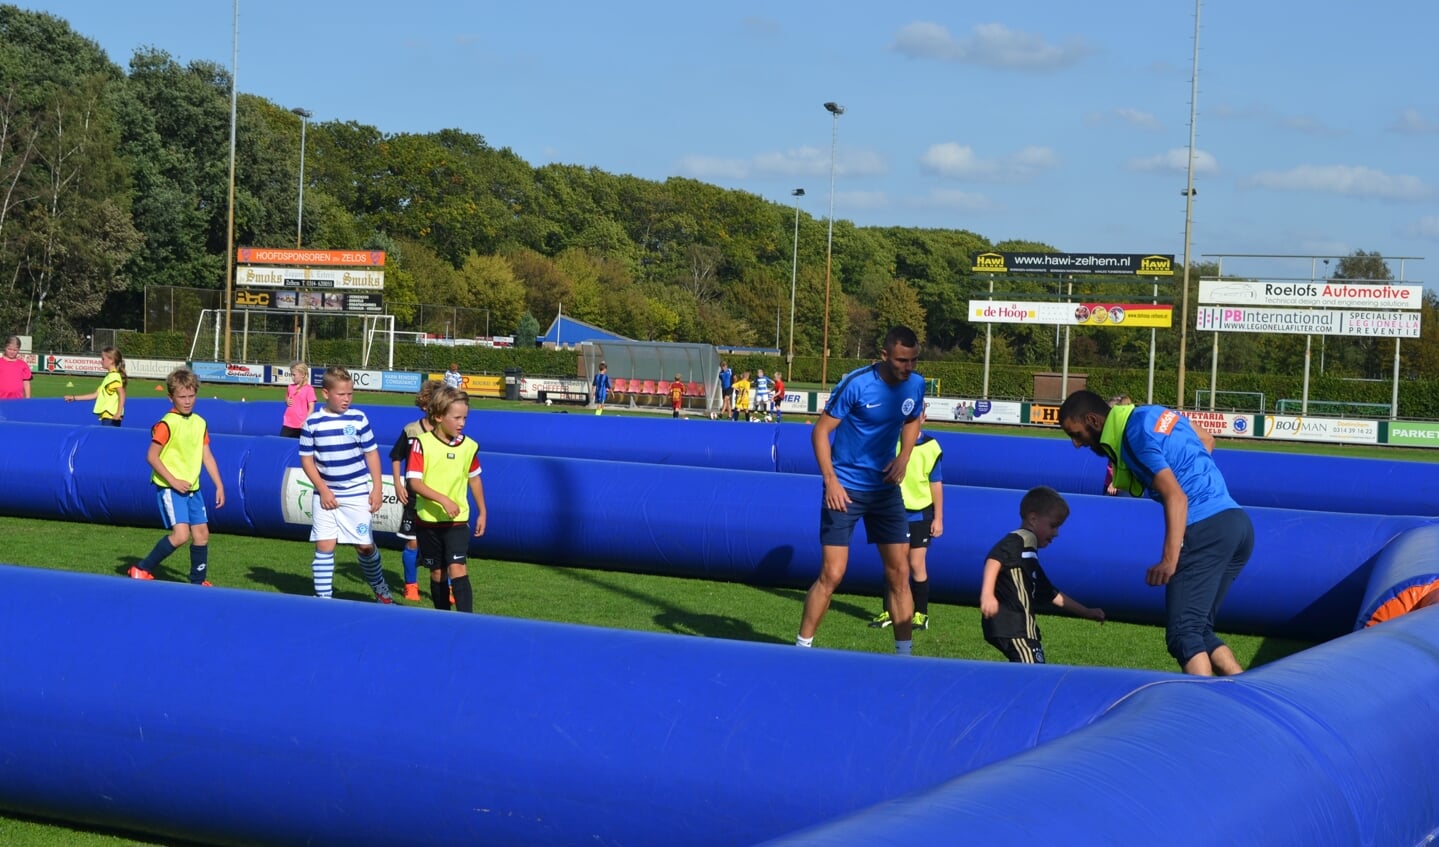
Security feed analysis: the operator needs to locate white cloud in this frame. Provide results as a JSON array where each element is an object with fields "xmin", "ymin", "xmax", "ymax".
[
  {"xmin": 1247, "ymin": 165, "xmax": 1431, "ymax": 200},
  {"xmin": 919, "ymin": 142, "xmax": 1058, "ymax": 180},
  {"xmin": 1127, "ymin": 148, "xmax": 1219, "ymax": 175},
  {"xmin": 890, "ymin": 21, "xmax": 1090, "ymax": 70},
  {"xmin": 1390, "ymin": 108, "xmax": 1439, "ymax": 135},
  {"xmin": 677, "ymin": 147, "xmax": 888, "ymax": 180},
  {"xmin": 1212, "ymin": 102, "xmax": 1342, "ymax": 137},
  {"xmin": 1408, "ymin": 216, "xmax": 1439, "ymax": 239},
  {"xmin": 1085, "ymin": 108, "xmax": 1163, "ymax": 131}
]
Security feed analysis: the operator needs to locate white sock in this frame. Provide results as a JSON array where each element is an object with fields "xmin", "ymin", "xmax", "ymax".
[
  {"xmin": 796, "ymin": 635, "xmax": 814, "ymax": 647},
  {"xmin": 895, "ymin": 639, "xmax": 913, "ymax": 655}
]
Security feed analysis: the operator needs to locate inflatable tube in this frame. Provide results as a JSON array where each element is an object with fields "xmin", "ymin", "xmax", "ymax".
[
  {"xmin": 0, "ymin": 565, "xmax": 1167, "ymax": 847},
  {"xmin": 0, "ymin": 421, "xmax": 1429, "ymax": 640},
  {"xmin": 9, "ymin": 399, "xmax": 1436, "ymax": 516},
  {"xmin": 765, "ymin": 601, "xmax": 1439, "ymax": 846}
]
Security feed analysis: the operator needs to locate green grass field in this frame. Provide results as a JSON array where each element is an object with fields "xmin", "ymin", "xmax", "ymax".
[{"xmin": 3, "ymin": 373, "xmax": 1425, "ymax": 844}]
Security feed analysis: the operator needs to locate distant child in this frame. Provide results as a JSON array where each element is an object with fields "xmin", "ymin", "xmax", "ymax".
[
  {"xmin": 407, "ymin": 385, "xmax": 487, "ymax": 612},
  {"xmin": 443, "ymin": 362, "xmax": 463, "ymax": 389},
  {"xmin": 280, "ymin": 361, "xmax": 316, "ymax": 437},
  {"xmin": 668, "ymin": 373, "xmax": 684, "ymax": 418},
  {"xmin": 390, "ymin": 379, "xmax": 443, "ymax": 602},
  {"xmin": 593, "ymin": 361, "xmax": 611, "ymax": 415},
  {"xmin": 772, "ymin": 372, "xmax": 786, "ymax": 423},
  {"xmin": 752, "ymin": 369, "xmax": 772, "ymax": 421},
  {"xmin": 979, "ymin": 486, "xmax": 1105, "ymax": 663},
  {"xmin": 732, "ymin": 371, "xmax": 751, "ymax": 421},
  {"xmin": 129, "ymin": 367, "xmax": 225, "ymax": 584},
  {"xmin": 299, "ymin": 366, "xmax": 395, "ymax": 603},
  {"xmin": 0, "ymin": 335, "xmax": 32, "ymax": 399},
  {"xmin": 719, "ymin": 362, "xmax": 734, "ymax": 419},
  {"xmin": 65, "ymin": 345, "xmax": 126, "ymax": 425}
]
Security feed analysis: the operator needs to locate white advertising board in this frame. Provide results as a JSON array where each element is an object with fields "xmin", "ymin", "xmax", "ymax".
[
  {"xmin": 1180, "ymin": 410, "xmax": 1254, "ymax": 438},
  {"xmin": 1195, "ymin": 306, "xmax": 1420, "ymax": 337},
  {"xmin": 236, "ymin": 266, "xmax": 385, "ymax": 290},
  {"xmin": 1199, "ymin": 279, "xmax": 1422, "ymax": 310},
  {"xmin": 1262, "ymin": 416, "xmax": 1379, "ymax": 444}
]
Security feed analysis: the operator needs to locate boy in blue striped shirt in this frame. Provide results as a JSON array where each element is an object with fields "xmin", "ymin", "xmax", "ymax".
[{"xmin": 299, "ymin": 366, "xmax": 395, "ymax": 603}]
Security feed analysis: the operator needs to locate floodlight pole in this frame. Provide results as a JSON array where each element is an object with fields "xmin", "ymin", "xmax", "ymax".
[
  {"xmin": 820, "ymin": 101, "xmax": 844, "ymax": 386},
  {"xmin": 222, "ymin": 0, "xmax": 239, "ymax": 363},
  {"xmin": 787, "ymin": 187, "xmax": 804, "ymax": 374},
  {"xmin": 1175, "ymin": 0, "xmax": 1201, "ymax": 407}
]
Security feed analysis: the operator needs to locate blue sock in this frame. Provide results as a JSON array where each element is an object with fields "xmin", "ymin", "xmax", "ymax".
[
  {"xmin": 359, "ymin": 549, "xmax": 389, "ymax": 598},
  {"xmin": 189, "ymin": 544, "xmax": 208, "ymax": 584},
  {"xmin": 138, "ymin": 537, "xmax": 176, "ymax": 572},
  {"xmin": 402, "ymin": 546, "xmax": 418, "ymax": 584},
  {"xmin": 896, "ymin": 639, "xmax": 913, "ymax": 656}
]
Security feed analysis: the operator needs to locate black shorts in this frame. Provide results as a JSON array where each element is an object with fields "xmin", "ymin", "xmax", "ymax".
[
  {"xmin": 988, "ymin": 637, "xmax": 1046, "ymax": 664},
  {"xmin": 279, "ymin": 425, "xmax": 302, "ymax": 438},
  {"xmin": 417, "ymin": 523, "xmax": 470, "ymax": 573},
  {"xmin": 908, "ymin": 505, "xmax": 935, "ymax": 549}
]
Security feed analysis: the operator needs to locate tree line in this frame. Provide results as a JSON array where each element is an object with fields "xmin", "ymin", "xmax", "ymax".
[{"xmin": 1, "ymin": 5, "xmax": 1434, "ymax": 387}]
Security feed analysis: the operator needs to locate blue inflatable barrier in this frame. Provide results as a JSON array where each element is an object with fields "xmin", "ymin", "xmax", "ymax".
[{"xmin": 3, "ymin": 409, "xmax": 1439, "ymax": 845}]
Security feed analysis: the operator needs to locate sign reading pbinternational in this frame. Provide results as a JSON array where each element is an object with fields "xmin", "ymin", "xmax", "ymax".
[
  {"xmin": 970, "ymin": 252, "xmax": 1174, "ymax": 276},
  {"xmin": 233, "ymin": 289, "xmax": 384, "ymax": 314},
  {"xmin": 1199, "ymin": 278, "xmax": 1423, "ymax": 310},
  {"xmin": 236, "ymin": 266, "xmax": 385, "ymax": 290},
  {"xmin": 1195, "ymin": 306, "xmax": 1421, "ymax": 337},
  {"xmin": 236, "ymin": 248, "xmax": 385, "ymax": 266},
  {"xmin": 968, "ymin": 301, "xmax": 1173, "ymax": 327}
]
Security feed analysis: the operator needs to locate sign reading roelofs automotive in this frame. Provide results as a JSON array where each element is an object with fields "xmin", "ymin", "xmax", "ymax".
[
  {"xmin": 1196, "ymin": 307, "xmax": 1421, "ymax": 337},
  {"xmin": 1199, "ymin": 278, "xmax": 1423, "ymax": 310}
]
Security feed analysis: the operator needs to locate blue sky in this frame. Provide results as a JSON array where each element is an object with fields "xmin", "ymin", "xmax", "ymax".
[{"xmin": 25, "ymin": 1, "xmax": 1439, "ymax": 285}]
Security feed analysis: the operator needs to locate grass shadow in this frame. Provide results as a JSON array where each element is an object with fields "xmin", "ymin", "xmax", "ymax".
[{"xmin": 548, "ymin": 566, "xmax": 788, "ymax": 644}]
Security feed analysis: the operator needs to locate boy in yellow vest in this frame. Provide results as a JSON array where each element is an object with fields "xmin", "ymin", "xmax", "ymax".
[
  {"xmin": 129, "ymin": 367, "xmax": 225, "ymax": 584},
  {"xmin": 869, "ymin": 411, "xmax": 943, "ymax": 629},
  {"xmin": 406, "ymin": 385, "xmax": 487, "ymax": 611}
]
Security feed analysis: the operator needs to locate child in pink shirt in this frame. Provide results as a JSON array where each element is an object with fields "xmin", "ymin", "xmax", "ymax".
[{"xmin": 280, "ymin": 362, "xmax": 316, "ymax": 437}]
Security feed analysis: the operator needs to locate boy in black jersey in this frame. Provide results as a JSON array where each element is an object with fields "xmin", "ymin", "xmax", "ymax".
[{"xmin": 979, "ymin": 486, "xmax": 1105, "ymax": 663}]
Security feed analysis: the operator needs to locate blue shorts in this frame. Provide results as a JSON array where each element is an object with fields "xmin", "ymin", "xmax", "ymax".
[
  {"xmin": 819, "ymin": 485, "xmax": 910, "ymax": 547},
  {"xmin": 1164, "ymin": 508, "xmax": 1254, "ymax": 665},
  {"xmin": 156, "ymin": 485, "xmax": 208, "ymax": 529}
]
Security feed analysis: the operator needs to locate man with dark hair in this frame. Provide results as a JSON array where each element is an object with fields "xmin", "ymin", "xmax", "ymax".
[
  {"xmin": 797, "ymin": 326, "xmax": 926, "ymax": 655},
  {"xmin": 1058, "ymin": 390, "xmax": 1254, "ymax": 675}
]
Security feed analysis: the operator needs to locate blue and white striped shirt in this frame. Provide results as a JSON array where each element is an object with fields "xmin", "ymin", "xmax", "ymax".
[{"xmin": 298, "ymin": 407, "xmax": 378, "ymax": 496}]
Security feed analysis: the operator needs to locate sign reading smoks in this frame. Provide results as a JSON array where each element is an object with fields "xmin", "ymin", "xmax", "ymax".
[
  {"xmin": 972, "ymin": 252, "xmax": 1175, "ymax": 276},
  {"xmin": 968, "ymin": 301, "xmax": 1173, "ymax": 327},
  {"xmin": 236, "ymin": 266, "xmax": 385, "ymax": 290}
]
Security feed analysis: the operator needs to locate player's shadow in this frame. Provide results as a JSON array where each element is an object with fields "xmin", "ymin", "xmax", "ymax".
[
  {"xmin": 550, "ymin": 567, "xmax": 787, "ymax": 644},
  {"xmin": 756, "ymin": 585, "xmax": 878, "ymax": 625},
  {"xmin": 246, "ymin": 565, "xmax": 376, "ymax": 601},
  {"xmin": 113, "ymin": 555, "xmax": 177, "ymax": 582}
]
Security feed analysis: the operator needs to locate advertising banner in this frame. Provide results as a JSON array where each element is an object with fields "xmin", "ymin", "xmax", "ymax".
[
  {"xmin": 1199, "ymin": 278, "xmax": 1423, "ymax": 310},
  {"xmin": 1385, "ymin": 422, "xmax": 1439, "ymax": 448},
  {"xmin": 1262, "ymin": 416, "xmax": 1379, "ymax": 444},
  {"xmin": 280, "ymin": 467, "xmax": 403, "ymax": 533},
  {"xmin": 969, "ymin": 301, "xmax": 1173, "ymax": 327},
  {"xmin": 971, "ymin": 252, "xmax": 1174, "ymax": 276},
  {"xmin": 236, "ymin": 266, "xmax": 385, "ymax": 290},
  {"xmin": 236, "ymin": 248, "xmax": 385, "ymax": 267},
  {"xmin": 41, "ymin": 354, "xmax": 106, "ymax": 374},
  {"xmin": 1195, "ymin": 307, "xmax": 1420, "ymax": 337},
  {"xmin": 1180, "ymin": 410, "xmax": 1254, "ymax": 438},
  {"xmin": 382, "ymin": 372, "xmax": 425, "ymax": 394},
  {"xmin": 519, "ymin": 377, "xmax": 590, "ymax": 401},
  {"xmin": 923, "ymin": 397, "xmax": 1024, "ymax": 425},
  {"xmin": 1028, "ymin": 404, "xmax": 1061, "ymax": 426},
  {"xmin": 233, "ymin": 289, "xmax": 385, "ymax": 314},
  {"xmin": 192, "ymin": 362, "xmax": 266, "ymax": 384}
]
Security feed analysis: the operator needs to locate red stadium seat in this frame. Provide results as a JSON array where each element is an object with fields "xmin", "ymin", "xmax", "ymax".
[
  {"xmin": 685, "ymin": 381, "xmax": 704, "ymax": 396},
  {"xmin": 640, "ymin": 380, "xmax": 657, "ymax": 395},
  {"xmin": 612, "ymin": 378, "xmax": 629, "ymax": 393}
]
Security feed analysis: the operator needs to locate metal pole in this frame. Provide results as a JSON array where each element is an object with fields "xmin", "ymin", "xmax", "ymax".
[
  {"xmin": 294, "ymin": 109, "xmax": 310, "ymax": 247},
  {"xmin": 982, "ymin": 276, "xmax": 993, "ymax": 397},
  {"xmin": 1175, "ymin": 0, "xmax": 1201, "ymax": 408},
  {"xmin": 1302, "ymin": 257, "xmax": 1315, "ymax": 415},
  {"xmin": 820, "ymin": 102, "xmax": 844, "ymax": 386},
  {"xmin": 787, "ymin": 189, "xmax": 803, "ymax": 374},
  {"xmin": 222, "ymin": 0, "xmax": 239, "ymax": 363},
  {"xmin": 1147, "ymin": 278, "xmax": 1158, "ymax": 403}
]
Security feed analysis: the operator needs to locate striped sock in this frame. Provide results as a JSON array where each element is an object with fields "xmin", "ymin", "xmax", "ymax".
[
  {"xmin": 359, "ymin": 549, "xmax": 389, "ymax": 598},
  {"xmin": 189, "ymin": 544, "xmax": 208, "ymax": 584},
  {"xmin": 312, "ymin": 551, "xmax": 336, "ymax": 598}
]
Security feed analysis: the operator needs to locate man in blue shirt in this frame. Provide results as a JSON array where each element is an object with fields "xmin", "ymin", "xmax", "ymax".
[
  {"xmin": 1058, "ymin": 390, "xmax": 1254, "ymax": 675},
  {"xmin": 797, "ymin": 326, "xmax": 926, "ymax": 655}
]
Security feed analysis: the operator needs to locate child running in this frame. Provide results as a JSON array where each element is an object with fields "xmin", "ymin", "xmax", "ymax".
[
  {"xmin": 979, "ymin": 486, "xmax": 1105, "ymax": 663},
  {"xmin": 406, "ymin": 385, "xmax": 487, "ymax": 612},
  {"xmin": 280, "ymin": 361, "xmax": 316, "ymax": 437},
  {"xmin": 129, "ymin": 367, "xmax": 224, "ymax": 584},
  {"xmin": 390, "ymin": 379, "xmax": 443, "ymax": 602},
  {"xmin": 65, "ymin": 345, "xmax": 126, "ymax": 425},
  {"xmin": 299, "ymin": 365, "xmax": 395, "ymax": 603}
]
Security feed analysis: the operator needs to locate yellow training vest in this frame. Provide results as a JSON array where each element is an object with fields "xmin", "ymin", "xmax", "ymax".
[
  {"xmin": 94, "ymin": 370, "xmax": 123, "ymax": 419},
  {"xmin": 151, "ymin": 411, "xmax": 207, "ymax": 488},
  {"xmin": 898, "ymin": 436, "xmax": 943, "ymax": 511},
  {"xmin": 414, "ymin": 430, "xmax": 480, "ymax": 523}
]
